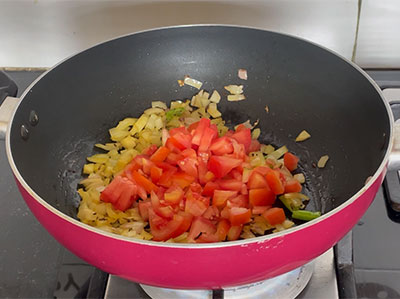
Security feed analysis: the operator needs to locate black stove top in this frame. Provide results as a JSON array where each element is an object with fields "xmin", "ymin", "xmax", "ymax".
[{"xmin": 1, "ymin": 70, "xmax": 400, "ymax": 298}]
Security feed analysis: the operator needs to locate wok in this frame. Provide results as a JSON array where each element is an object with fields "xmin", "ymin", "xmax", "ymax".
[{"xmin": 0, "ymin": 25, "xmax": 393, "ymax": 289}]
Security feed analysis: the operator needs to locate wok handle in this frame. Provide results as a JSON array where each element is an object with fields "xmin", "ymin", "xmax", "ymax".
[{"xmin": 0, "ymin": 71, "xmax": 19, "ymax": 140}]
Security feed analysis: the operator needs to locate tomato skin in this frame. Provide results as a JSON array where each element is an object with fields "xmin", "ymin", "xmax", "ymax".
[
  {"xmin": 202, "ymin": 181, "xmax": 219, "ymax": 197},
  {"xmin": 150, "ymin": 166, "xmax": 163, "ymax": 183},
  {"xmin": 229, "ymin": 207, "xmax": 251, "ymax": 226},
  {"xmin": 209, "ymin": 137, "xmax": 234, "ymax": 156},
  {"xmin": 247, "ymin": 171, "xmax": 269, "ymax": 189},
  {"xmin": 216, "ymin": 219, "xmax": 230, "ymax": 241},
  {"xmin": 262, "ymin": 207, "xmax": 286, "ymax": 225},
  {"xmin": 188, "ymin": 216, "xmax": 217, "ymax": 241},
  {"xmin": 249, "ymin": 187, "xmax": 276, "ymax": 206},
  {"xmin": 150, "ymin": 146, "xmax": 171, "ymax": 162},
  {"xmin": 284, "ymin": 152, "xmax": 299, "ymax": 172},
  {"xmin": 284, "ymin": 179, "xmax": 302, "ymax": 193},
  {"xmin": 208, "ymin": 156, "xmax": 242, "ymax": 179},
  {"xmin": 217, "ymin": 179, "xmax": 243, "ymax": 191},
  {"xmin": 232, "ymin": 128, "xmax": 251, "ymax": 151},
  {"xmin": 212, "ymin": 190, "xmax": 238, "ymax": 207},
  {"xmin": 266, "ymin": 170, "xmax": 285, "ymax": 195},
  {"xmin": 227, "ymin": 225, "xmax": 243, "ymax": 241}
]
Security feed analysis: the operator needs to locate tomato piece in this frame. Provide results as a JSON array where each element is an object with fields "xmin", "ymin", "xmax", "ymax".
[
  {"xmin": 178, "ymin": 157, "xmax": 198, "ymax": 177},
  {"xmin": 136, "ymin": 184, "xmax": 148, "ymax": 201},
  {"xmin": 150, "ymin": 146, "xmax": 171, "ymax": 163},
  {"xmin": 150, "ymin": 166, "xmax": 163, "ymax": 183},
  {"xmin": 266, "ymin": 170, "xmax": 285, "ymax": 195},
  {"xmin": 154, "ymin": 161, "xmax": 175, "ymax": 171},
  {"xmin": 196, "ymin": 233, "xmax": 219, "ymax": 243},
  {"xmin": 101, "ymin": 176, "xmax": 137, "ymax": 211},
  {"xmin": 229, "ymin": 138, "xmax": 247, "ymax": 160},
  {"xmin": 138, "ymin": 201, "xmax": 152, "ymax": 221},
  {"xmin": 150, "ymin": 210, "xmax": 187, "ymax": 241},
  {"xmin": 187, "ymin": 121, "xmax": 199, "ymax": 133},
  {"xmin": 284, "ymin": 179, "xmax": 302, "ymax": 193},
  {"xmin": 132, "ymin": 170, "xmax": 158, "ymax": 193},
  {"xmin": 192, "ymin": 118, "xmax": 211, "ymax": 146},
  {"xmin": 175, "ymin": 211, "xmax": 194, "ymax": 237},
  {"xmin": 216, "ymin": 219, "xmax": 230, "ymax": 241},
  {"xmin": 164, "ymin": 185, "xmax": 184, "ymax": 205},
  {"xmin": 141, "ymin": 157, "xmax": 155, "ymax": 176},
  {"xmin": 165, "ymin": 152, "xmax": 184, "ymax": 165},
  {"xmin": 252, "ymin": 205, "xmax": 271, "ymax": 215},
  {"xmin": 229, "ymin": 207, "xmax": 251, "ymax": 226},
  {"xmin": 158, "ymin": 168, "xmax": 177, "ymax": 188},
  {"xmin": 202, "ymin": 205, "xmax": 220, "ymax": 220},
  {"xmin": 217, "ymin": 179, "xmax": 243, "ymax": 191},
  {"xmin": 231, "ymin": 169, "xmax": 242, "ymax": 181},
  {"xmin": 151, "ymin": 191, "xmax": 174, "ymax": 219},
  {"xmin": 227, "ymin": 225, "xmax": 243, "ymax": 241},
  {"xmin": 240, "ymin": 183, "xmax": 249, "ymax": 195},
  {"xmin": 249, "ymin": 187, "xmax": 276, "ymax": 206},
  {"xmin": 190, "ymin": 182, "xmax": 203, "ymax": 193},
  {"xmin": 212, "ymin": 190, "xmax": 238, "ymax": 207},
  {"xmin": 227, "ymin": 194, "xmax": 249, "ymax": 208},
  {"xmin": 171, "ymin": 171, "xmax": 195, "ymax": 189},
  {"xmin": 169, "ymin": 126, "xmax": 190, "ymax": 136},
  {"xmin": 248, "ymin": 139, "xmax": 261, "ymax": 153},
  {"xmin": 202, "ymin": 181, "xmax": 219, "ymax": 197},
  {"xmin": 247, "ymin": 171, "xmax": 269, "ymax": 189},
  {"xmin": 284, "ymin": 152, "xmax": 299, "ymax": 172},
  {"xmin": 208, "ymin": 156, "xmax": 242, "ymax": 179},
  {"xmin": 100, "ymin": 176, "xmax": 125, "ymax": 204},
  {"xmin": 198, "ymin": 127, "xmax": 218, "ymax": 152},
  {"xmin": 143, "ymin": 144, "xmax": 158, "ymax": 156},
  {"xmin": 188, "ymin": 216, "xmax": 217, "ymax": 241},
  {"xmin": 262, "ymin": 207, "xmax": 286, "ymax": 225},
  {"xmin": 232, "ymin": 128, "xmax": 251, "ymax": 151},
  {"xmin": 185, "ymin": 191, "xmax": 209, "ymax": 217},
  {"xmin": 253, "ymin": 166, "xmax": 271, "ymax": 176},
  {"xmin": 169, "ymin": 133, "xmax": 192, "ymax": 150},
  {"xmin": 209, "ymin": 137, "xmax": 233, "ymax": 156},
  {"xmin": 220, "ymin": 206, "xmax": 230, "ymax": 219},
  {"xmin": 181, "ymin": 148, "xmax": 197, "ymax": 159}
]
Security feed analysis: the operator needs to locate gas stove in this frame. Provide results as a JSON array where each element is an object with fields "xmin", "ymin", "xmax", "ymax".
[{"xmin": 1, "ymin": 70, "xmax": 400, "ymax": 298}]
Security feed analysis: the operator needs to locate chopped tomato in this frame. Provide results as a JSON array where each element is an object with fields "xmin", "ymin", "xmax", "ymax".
[
  {"xmin": 185, "ymin": 190, "xmax": 209, "ymax": 217},
  {"xmin": 249, "ymin": 187, "xmax": 276, "ymax": 206},
  {"xmin": 284, "ymin": 152, "xmax": 299, "ymax": 172},
  {"xmin": 101, "ymin": 176, "xmax": 137, "ymax": 211},
  {"xmin": 198, "ymin": 127, "xmax": 218, "ymax": 152},
  {"xmin": 212, "ymin": 190, "xmax": 238, "ymax": 207},
  {"xmin": 284, "ymin": 179, "xmax": 302, "ymax": 193},
  {"xmin": 202, "ymin": 181, "xmax": 219, "ymax": 197},
  {"xmin": 187, "ymin": 121, "xmax": 199, "ymax": 133},
  {"xmin": 150, "ymin": 210, "xmax": 189, "ymax": 241},
  {"xmin": 252, "ymin": 205, "xmax": 271, "ymax": 215},
  {"xmin": 181, "ymin": 148, "xmax": 197, "ymax": 159},
  {"xmin": 169, "ymin": 126, "xmax": 189, "ymax": 136},
  {"xmin": 132, "ymin": 170, "xmax": 158, "ymax": 193},
  {"xmin": 247, "ymin": 171, "xmax": 269, "ymax": 189},
  {"xmin": 217, "ymin": 179, "xmax": 243, "ymax": 191},
  {"xmin": 151, "ymin": 191, "xmax": 174, "ymax": 219},
  {"xmin": 188, "ymin": 216, "xmax": 216, "ymax": 241},
  {"xmin": 141, "ymin": 157, "xmax": 155, "ymax": 176},
  {"xmin": 171, "ymin": 171, "xmax": 195, "ymax": 189},
  {"xmin": 216, "ymin": 219, "xmax": 230, "ymax": 241},
  {"xmin": 248, "ymin": 139, "xmax": 261, "ymax": 153},
  {"xmin": 227, "ymin": 225, "xmax": 243, "ymax": 241},
  {"xmin": 209, "ymin": 137, "xmax": 233, "ymax": 156},
  {"xmin": 178, "ymin": 157, "xmax": 198, "ymax": 177},
  {"xmin": 164, "ymin": 185, "xmax": 184, "ymax": 205},
  {"xmin": 191, "ymin": 118, "xmax": 211, "ymax": 146},
  {"xmin": 266, "ymin": 170, "xmax": 285, "ymax": 195},
  {"xmin": 220, "ymin": 206, "xmax": 230, "ymax": 219},
  {"xmin": 154, "ymin": 161, "xmax": 175, "ymax": 171},
  {"xmin": 150, "ymin": 166, "xmax": 163, "ymax": 183},
  {"xmin": 166, "ymin": 152, "xmax": 184, "ymax": 165},
  {"xmin": 143, "ymin": 144, "xmax": 158, "ymax": 156},
  {"xmin": 232, "ymin": 128, "xmax": 251, "ymax": 151},
  {"xmin": 203, "ymin": 205, "xmax": 220, "ymax": 220},
  {"xmin": 158, "ymin": 168, "xmax": 177, "ymax": 188},
  {"xmin": 208, "ymin": 156, "xmax": 242, "ymax": 179},
  {"xmin": 253, "ymin": 166, "xmax": 271, "ymax": 176},
  {"xmin": 227, "ymin": 194, "xmax": 249, "ymax": 208},
  {"xmin": 150, "ymin": 146, "xmax": 171, "ymax": 162},
  {"xmin": 229, "ymin": 207, "xmax": 251, "ymax": 226},
  {"xmin": 262, "ymin": 207, "xmax": 286, "ymax": 225},
  {"xmin": 168, "ymin": 133, "xmax": 192, "ymax": 150},
  {"xmin": 138, "ymin": 201, "xmax": 152, "ymax": 221},
  {"xmin": 190, "ymin": 182, "xmax": 203, "ymax": 193}
]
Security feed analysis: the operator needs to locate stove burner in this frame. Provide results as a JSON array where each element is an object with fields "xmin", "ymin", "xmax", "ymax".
[{"xmin": 140, "ymin": 261, "xmax": 314, "ymax": 299}]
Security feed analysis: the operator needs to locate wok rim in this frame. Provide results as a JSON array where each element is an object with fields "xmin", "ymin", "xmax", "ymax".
[{"xmin": 5, "ymin": 24, "xmax": 394, "ymax": 249}]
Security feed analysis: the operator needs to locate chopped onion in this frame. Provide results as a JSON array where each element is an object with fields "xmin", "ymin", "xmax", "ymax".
[
  {"xmin": 317, "ymin": 155, "xmax": 329, "ymax": 168},
  {"xmin": 209, "ymin": 90, "xmax": 221, "ymax": 103},
  {"xmin": 207, "ymin": 103, "xmax": 221, "ymax": 118},
  {"xmin": 261, "ymin": 144, "xmax": 275, "ymax": 154},
  {"xmin": 144, "ymin": 107, "xmax": 164, "ymax": 115},
  {"xmin": 184, "ymin": 77, "xmax": 203, "ymax": 89},
  {"xmin": 238, "ymin": 69, "xmax": 248, "ymax": 80},
  {"xmin": 227, "ymin": 94, "xmax": 246, "ymax": 102},
  {"xmin": 267, "ymin": 145, "xmax": 288, "ymax": 160},
  {"xmin": 177, "ymin": 79, "xmax": 185, "ymax": 87},
  {"xmin": 224, "ymin": 85, "xmax": 244, "ymax": 95},
  {"xmin": 252, "ymin": 128, "xmax": 261, "ymax": 139},
  {"xmin": 265, "ymin": 105, "xmax": 269, "ymax": 113},
  {"xmin": 151, "ymin": 101, "xmax": 167, "ymax": 110},
  {"xmin": 295, "ymin": 130, "xmax": 311, "ymax": 142},
  {"xmin": 294, "ymin": 173, "xmax": 306, "ymax": 184}
]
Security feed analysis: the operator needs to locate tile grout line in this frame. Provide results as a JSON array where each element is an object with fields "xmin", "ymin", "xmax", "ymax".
[{"xmin": 351, "ymin": 0, "xmax": 363, "ymax": 62}]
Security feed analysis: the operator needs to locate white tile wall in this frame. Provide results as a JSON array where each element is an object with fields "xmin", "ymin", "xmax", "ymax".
[
  {"xmin": 354, "ymin": 0, "xmax": 400, "ymax": 68},
  {"xmin": 0, "ymin": 0, "xmax": 358, "ymax": 68}
]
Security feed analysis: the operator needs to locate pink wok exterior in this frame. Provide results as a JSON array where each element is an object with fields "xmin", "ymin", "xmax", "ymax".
[{"xmin": 15, "ymin": 168, "xmax": 385, "ymax": 289}]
